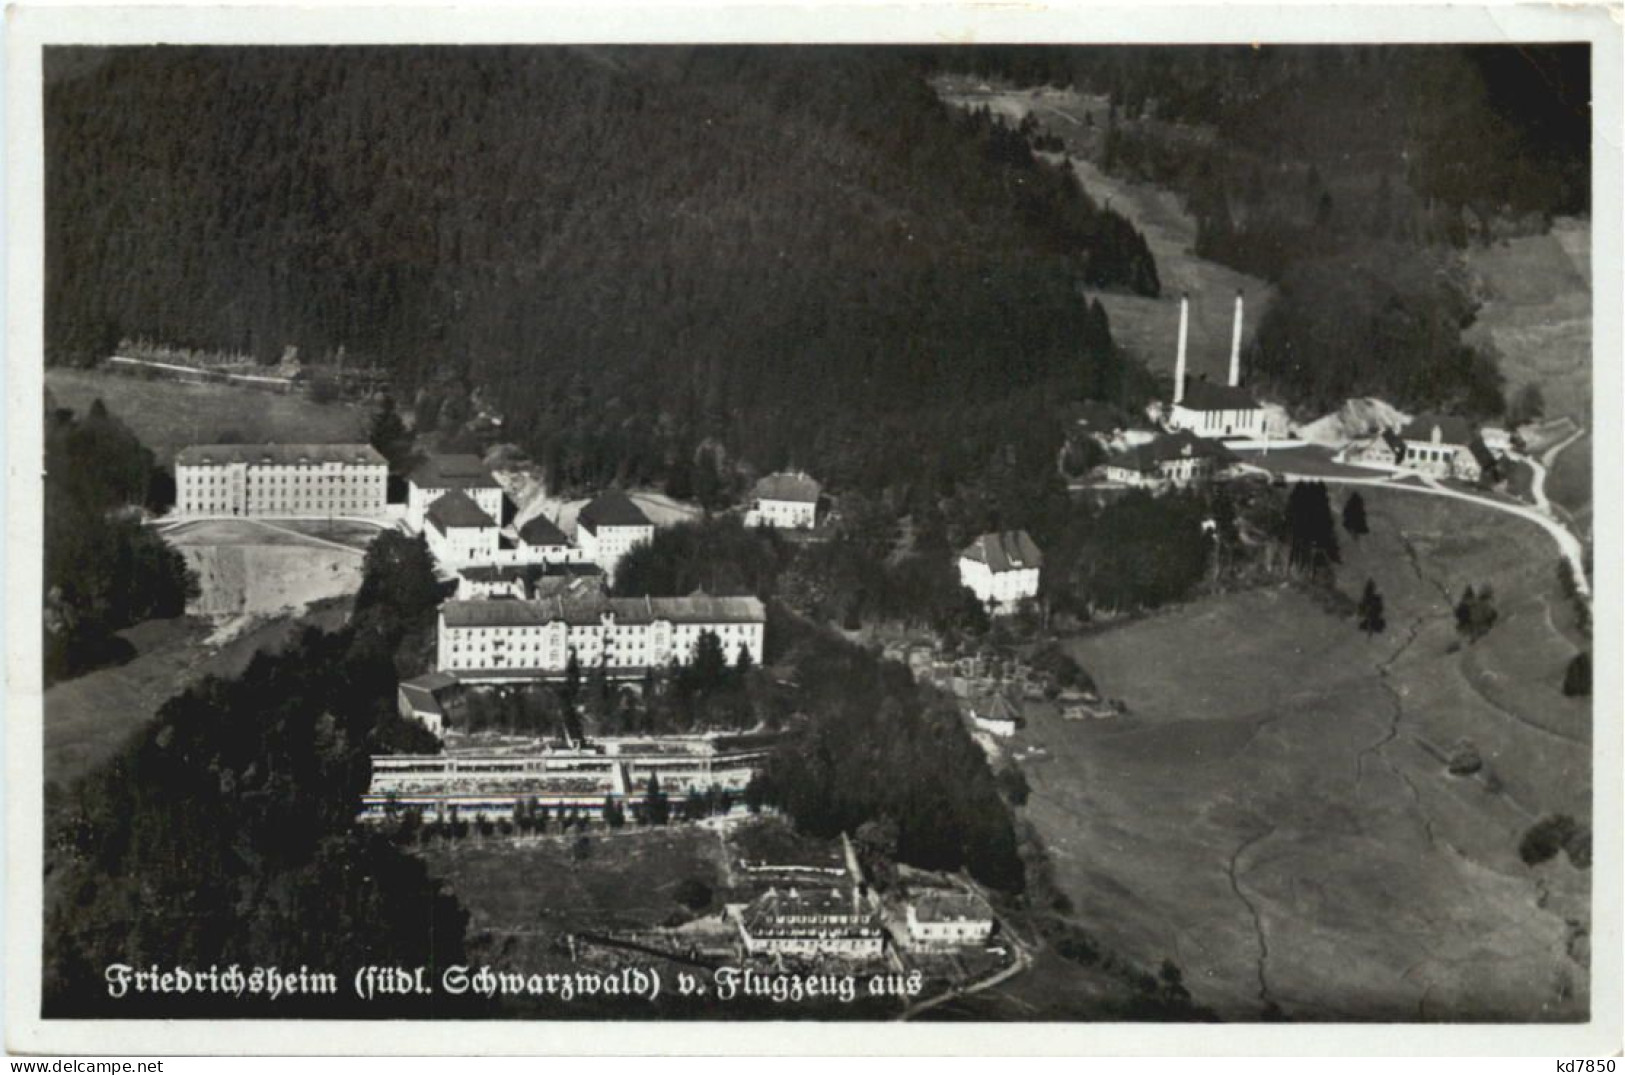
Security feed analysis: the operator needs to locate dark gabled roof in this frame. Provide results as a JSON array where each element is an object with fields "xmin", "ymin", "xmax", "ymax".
[
  {"xmin": 402, "ymin": 671, "xmax": 459, "ymax": 693},
  {"xmin": 517, "ymin": 514, "xmax": 570, "ymax": 547},
  {"xmin": 959, "ymin": 530, "xmax": 1043, "ymax": 573},
  {"xmin": 176, "ymin": 443, "xmax": 385, "ymax": 467},
  {"xmin": 577, "ymin": 489, "xmax": 652, "ymax": 533},
  {"xmin": 409, "ymin": 453, "xmax": 501, "ymax": 490},
  {"xmin": 441, "ymin": 594, "xmax": 765, "ymax": 630},
  {"xmin": 427, "ymin": 489, "xmax": 497, "ymax": 533},
  {"xmin": 976, "ymin": 692, "xmax": 1024, "ymax": 724},
  {"xmin": 458, "ymin": 564, "xmax": 532, "ymax": 584},
  {"xmin": 911, "ymin": 890, "xmax": 993, "ymax": 923},
  {"xmin": 753, "ymin": 471, "xmax": 821, "ymax": 504},
  {"xmin": 1176, "ymin": 380, "xmax": 1260, "ymax": 412},
  {"xmin": 1070, "ymin": 400, "xmax": 1131, "ymax": 433},
  {"xmin": 1112, "ymin": 430, "xmax": 1237, "ymax": 473},
  {"xmin": 1398, "ymin": 414, "xmax": 1476, "ymax": 447},
  {"xmin": 398, "ymin": 671, "xmax": 458, "ymax": 717}
]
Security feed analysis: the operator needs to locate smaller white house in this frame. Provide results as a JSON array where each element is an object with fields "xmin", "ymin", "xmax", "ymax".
[
  {"xmin": 905, "ymin": 891, "xmax": 996, "ymax": 949},
  {"xmin": 407, "ymin": 454, "xmax": 505, "ymax": 533},
  {"xmin": 456, "ymin": 565, "xmax": 532, "ymax": 601},
  {"xmin": 396, "ymin": 671, "xmax": 462, "ymax": 738},
  {"xmin": 970, "ymin": 693, "xmax": 1024, "ymax": 739},
  {"xmin": 576, "ymin": 490, "xmax": 655, "ymax": 579},
  {"xmin": 958, "ymin": 530, "xmax": 1042, "ymax": 614},
  {"xmin": 745, "ymin": 471, "xmax": 821, "ymax": 530},
  {"xmin": 425, "ymin": 490, "xmax": 501, "ymax": 566}
]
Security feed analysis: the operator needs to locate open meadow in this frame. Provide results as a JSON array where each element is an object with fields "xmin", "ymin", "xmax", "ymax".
[
  {"xmin": 46, "ymin": 367, "xmax": 367, "ymax": 464},
  {"xmin": 44, "ymin": 601, "xmax": 354, "ymax": 792},
  {"xmin": 992, "ymin": 488, "xmax": 1590, "ymax": 1021}
]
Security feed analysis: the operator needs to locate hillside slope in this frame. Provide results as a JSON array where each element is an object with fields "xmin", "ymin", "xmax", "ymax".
[{"xmin": 46, "ymin": 46, "xmax": 1158, "ymax": 495}]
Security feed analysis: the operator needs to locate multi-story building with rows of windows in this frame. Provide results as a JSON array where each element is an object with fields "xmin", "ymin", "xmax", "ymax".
[
  {"xmin": 173, "ymin": 443, "xmax": 388, "ymax": 518},
  {"xmin": 437, "ymin": 592, "xmax": 765, "ymax": 683}
]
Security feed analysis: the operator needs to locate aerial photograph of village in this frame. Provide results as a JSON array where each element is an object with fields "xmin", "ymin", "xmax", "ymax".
[{"xmin": 36, "ymin": 43, "xmax": 1595, "ymax": 1025}]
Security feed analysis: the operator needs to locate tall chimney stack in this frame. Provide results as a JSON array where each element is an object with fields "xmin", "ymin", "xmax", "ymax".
[
  {"xmin": 1228, "ymin": 290, "xmax": 1244, "ymax": 388},
  {"xmin": 1174, "ymin": 292, "xmax": 1190, "ymax": 405}
]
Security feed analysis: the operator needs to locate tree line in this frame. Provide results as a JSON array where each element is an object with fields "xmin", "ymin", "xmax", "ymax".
[
  {"xmin": 46, "ymin": 46, "xmax": 1158, "ymax": 506},
  {"xmin": 44, "ymin": 392, "xmax": 197, "ymax": 683}
]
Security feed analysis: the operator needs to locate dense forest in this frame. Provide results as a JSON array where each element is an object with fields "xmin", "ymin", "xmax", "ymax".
[
  {"xmin": 44, "ymin": 393, "xmax": 196, "ymax": 683},
  {"xmin": 928, "ymin": 45, "xmax": 1590, "ymax": 419},
  {"xmin": 45, "ymin": 532, "xmax": 460, "ymax": 1017},
  {"xmin": 46, "ymin": 46, "xmax": 1156, "ymax": 499}
]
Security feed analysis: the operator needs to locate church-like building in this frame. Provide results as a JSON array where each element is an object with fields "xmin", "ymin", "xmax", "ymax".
[{"xmin": 1165, "ymin": 291, "xmax": 1274, "ymax": 441}]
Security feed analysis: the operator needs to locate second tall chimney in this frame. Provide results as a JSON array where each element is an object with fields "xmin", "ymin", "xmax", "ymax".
[
  {"xmin": 1174, "ymin": 292, "xmax": 1190, "ymax": 404},
  {"xmin": 1228, "ymin": 290, "xmax": 1244, "ymax": 388}
]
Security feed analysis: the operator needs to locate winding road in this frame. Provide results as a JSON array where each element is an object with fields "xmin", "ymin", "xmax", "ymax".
[{"xmin": 1236, "ymin": 453, "xmax": 1591, "ymax": 600}]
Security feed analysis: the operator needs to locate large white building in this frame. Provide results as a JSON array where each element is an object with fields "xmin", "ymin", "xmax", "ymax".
[
  {"xmin": 408, "ymin": 454, "xmax": 505, "ymax": 533},
  {"xmin": 1165, "ymin": 291, "xmax": 1273, "ymax": 440},
  {"xmin": 437, "ymin": 592, "xmax": 766, "ymax": 683},
  {"xmin": 745, "ymin": 472, "xmax": 821, "ymax": 530},
  {"xmin": 576, "ymin": 490, "xmax": 655, "ymax": 579},
  {"xmin": 173, "ymin": 443, "xmax": 388, "ymax": 518},
  {"xmin": 958, "ymin": 530, "xmax": 1042, "ymax": 614}
]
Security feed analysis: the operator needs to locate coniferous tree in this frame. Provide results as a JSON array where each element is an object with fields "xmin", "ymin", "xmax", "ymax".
[
  {"xmin": 1342, "ymin": 491, "xmax": 1369, "ymax": 539},
  {"xmin": 1357, "ymin": 579, "xmax": 1386, "ymax": 635},
  {"xmin": 1562, "ymin": 651, "xmax": 1591, "ymax": 697}
]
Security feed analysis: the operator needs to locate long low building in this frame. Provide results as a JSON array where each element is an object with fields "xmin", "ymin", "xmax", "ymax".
[
  {"xmin": 437, "ymin": 593, "xmax": 766, "ymax": 682},
  {"xmin": 174, "ymin": 443, "xmax": 388, "ymax": 518},
  {"xmin": 360, "ymin": 735, "xmax": 771, "ymax": 820}
]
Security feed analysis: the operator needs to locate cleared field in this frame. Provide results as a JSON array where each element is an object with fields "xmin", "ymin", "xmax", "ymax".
[
  {"xmin": 1009, "ymin": 488, "xmax": 1589, "ymax": 1021},
  {"xmin": 44, "ymin": 603, "xmax": 353, "ymax": 791},
  {"xmin": 45, "ymin": 367, "xmax": 366, "ymax": 465},
  {"xmin": 938, "ymin": 84, "xmax": 1273, "ymax": 381},
  {"xmin": 165, "ymin": 517, "xmax": 384, "ymax": 551}
]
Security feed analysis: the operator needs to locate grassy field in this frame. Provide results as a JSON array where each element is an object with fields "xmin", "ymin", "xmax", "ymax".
[
  {"xmin": 46, "ymin": 367, "xmax": 367, "ymax": 465},
  {"xmin": 420, "ymin": 824, "xmax": 731, "ymax": 937},
  {"xmin": 995, "ymin": 488, "xmax": 1590, "ymax": 1021},
  {"xmin": 1461, "ymin": 219, "xmax": 1591, "ymax": 526},
  {"xmin": 44, "ymin": 602, "xmax": 354, "ymax": 791}
]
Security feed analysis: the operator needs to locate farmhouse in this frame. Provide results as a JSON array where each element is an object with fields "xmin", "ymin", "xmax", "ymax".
[
  {"xmin": 576, "ymin": 490, "xmax": 655, "ymax": 578},
  {"xmin": 437, "ymin": 592, "xmax": 766, "ymax": 682},
  {"xmin": 173, "ymin": 443, "xmax": 387, "ymax": 518},
  {"xmin": 958, "ymin": 530, "xmax": 1042, "ymax": 614},
  {"xmin": 1340, "ymin": 414, "xmax": 1491, "ymax": 482},
  {"xmin": 424, "ymin": 490, "xmax": 501, "ymax": 565},
  {"xmin": 408, "ymin": 454, "xmax": 505, "ymax": 533},
  {"xmin": 905, "ymin": 890, "xmax": 996, "ymax": 949},
  {"xmin": 1105, "ymin": 430, "xmax": 1237, "ymax": 489},
  {"xmin": 1165, "ymin": 292, "xmax": 1272, "ymax": 440},
  {"xmin": 733, "ymin": 886, "xmax": 885, "ymax": 960},
  {"xmin": 745, "ymin": 471, "xmax": 821, "ymax": 530}
]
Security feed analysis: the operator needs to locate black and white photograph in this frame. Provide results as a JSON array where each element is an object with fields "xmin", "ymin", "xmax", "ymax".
[{"xmin": 6, "ymin": 1, "xmax": 1622, "ymax": 1058}]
